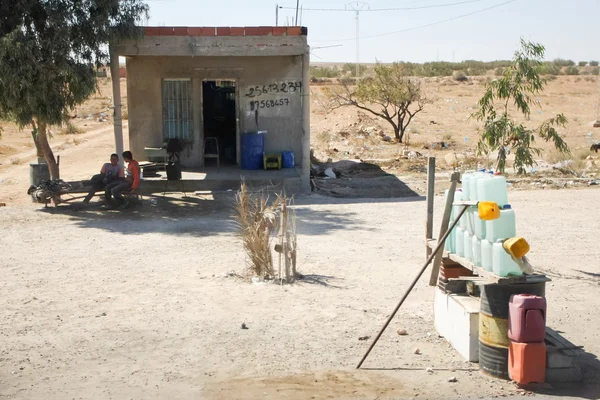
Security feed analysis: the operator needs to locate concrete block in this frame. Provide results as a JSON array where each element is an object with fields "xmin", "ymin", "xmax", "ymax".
[
  {"xmin": 434, "ymin": 288, "xmax": 480, "ymax": 362},
  {"xmin": 244, "ymin": 27, "xmax": 260, "ymax": 35},
  {"xmin": 545, "ymin": 366, "xmax": 582, "ymax": 383},
  {"xmin": 217, "ymin": 27, "xmax": 231, "ymax": 36},
  {"xmin": 287, "ymin": 27, "xmax": 303, "ymax": 36}
]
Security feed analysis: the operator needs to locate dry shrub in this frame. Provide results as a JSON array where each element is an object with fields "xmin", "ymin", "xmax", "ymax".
[
  {"xmin": 234, "ymin": 182, "xmax": 281, "ymax": 279},
  {"xmin": 61, "ymin": 121, "xmax": 83, "ymax": 135},
  {"xmin": 122, "ymin": 109, "xmax": 129, "ymax": 120},
  {"xmin": 10, "ymin": 157, "xmax": 20, "ymax": 165}
]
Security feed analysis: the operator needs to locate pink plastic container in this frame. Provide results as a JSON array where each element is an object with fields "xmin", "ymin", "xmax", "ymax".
[{"xmin": 508, "ymin": 294, "xmax": 546, "ymax": 343}]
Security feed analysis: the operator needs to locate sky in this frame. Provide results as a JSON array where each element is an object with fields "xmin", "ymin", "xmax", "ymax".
[{"xmin": 145, "ymin": 0, "xmax": 600, "ymax": 64}]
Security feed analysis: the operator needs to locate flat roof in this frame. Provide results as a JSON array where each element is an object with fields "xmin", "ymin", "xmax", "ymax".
[{"xmin": 142, "ymin": 26, "xmax": 308, "ymax": 37}]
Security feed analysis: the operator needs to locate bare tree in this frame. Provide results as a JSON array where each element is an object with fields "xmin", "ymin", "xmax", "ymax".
[{"xmin": 324, "ymin": 63, "xmax": 430, "ymax": 143}]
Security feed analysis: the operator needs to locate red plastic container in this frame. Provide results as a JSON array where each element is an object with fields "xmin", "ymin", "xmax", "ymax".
[
  {"xmin": 509, "ymin": 342, "xmax": 546, "ymax": 384},
  {"xmin": 508, "ymin": 294, "xmax": 546, "ymax": 343}
]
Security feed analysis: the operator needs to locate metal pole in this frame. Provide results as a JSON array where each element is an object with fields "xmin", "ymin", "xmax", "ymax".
[
  {"xmin": 356, "ymin": 205, "xmax": 469, "ymax": 369},
  {"xmin": 276, "ymin": 4, "xmax": 279, "ymax": 26},
  {"xmin": 109, "ymin": 46, "xmax": 124, "ymax": 167},
  {"xmin": 355, "ymin": 10, "xmax": 359, "ymax": 78},
  {"xmin": 301, "ymin": 50, "xmax": 311, "ymax": 193},
  {"xmin": 295, "ymin": 0, "xmax": 300, "ymax": 25}
]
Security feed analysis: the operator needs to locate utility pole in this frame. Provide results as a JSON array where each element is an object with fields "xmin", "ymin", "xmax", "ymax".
[
  {"xmin": 276, "ymin": 3, "xmax": 279, "ymax": 26},
  {"xmin": 346, "ymin": 1, "xmax": 370, "ymax": 78},
  {"xmin": 295, "ymin": 0, "xmax": 300, "ymax": 25}
]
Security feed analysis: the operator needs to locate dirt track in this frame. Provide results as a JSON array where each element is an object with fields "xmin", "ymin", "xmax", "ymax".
[{"xmin": 0, "ymin": 188, "xmax": 599, "ymax": 399}]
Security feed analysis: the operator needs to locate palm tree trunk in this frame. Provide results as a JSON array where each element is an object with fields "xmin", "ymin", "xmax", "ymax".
[{"xmin": 37, "ymin": 121, "xmax": 60, "ymax": 179}]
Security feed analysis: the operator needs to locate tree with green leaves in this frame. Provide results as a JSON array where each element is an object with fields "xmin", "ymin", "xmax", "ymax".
[
  {"xmin": 472, "ymin": 40, "xmax": 569, "ymax": 174},
  {"xmin": 325, "ymin": 63, "xmax": 430, "ymax": 143},
  {"xmin": 0, "ymin": 0, "xmax": 148, "ymax": 179}
]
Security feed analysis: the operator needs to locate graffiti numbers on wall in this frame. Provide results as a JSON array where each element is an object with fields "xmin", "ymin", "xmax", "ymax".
[
  {"xmin": 250, "ymin": 98, "xmax": 290, "ymax": 111},
  {"xmin": 245, "ymin": 81, "xmax": 302, "ymax": 98}
]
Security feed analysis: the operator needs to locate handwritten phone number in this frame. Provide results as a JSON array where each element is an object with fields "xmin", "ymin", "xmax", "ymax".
[
  {"xmin": 250, "ymin": 98, "xmax": 290, "ymax": 110},
  {"xmin": 245, "ymin": 82, "xmax": 302, "ymax": 98}
]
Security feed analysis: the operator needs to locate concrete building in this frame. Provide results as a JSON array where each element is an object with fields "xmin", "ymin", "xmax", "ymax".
[{"xmin": 111, "ymin": 26, "xmax": 310, "ymax": 192}]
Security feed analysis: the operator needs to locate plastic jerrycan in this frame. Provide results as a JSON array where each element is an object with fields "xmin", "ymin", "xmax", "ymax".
[
  {"xmin": 467, "ymin": 171, "xmax": 486, "ymax": 236},
  {"xmin": 455, "ymin": 226, "xmax": 465, "ymax": 257},
  {"xmin": 463, "ymin": 230, "xmax": 473, "ymax": 262},
  {"xmin": 445, "ymin": 190, "xmax": 464, "ymax": 254},
  {"xmin": 472, "ymin": 234, "xmax": 482, "ymax": 266},
  {"xmin": 487, "ymin": 205, "xmax": 516, "ymax": 242},
  {"xmin": 481, "ymin": 239, "xmax": 493, "ymax": 271},
  {"xmin": 477, "ymin": 174, "xmax": 508, "ymax": 207},
  {"xmin": 492, "ymin": 240, "xmax": 522, "ymax": 277},
  {"xmin": 459, "ymin": 172, "xmax": 474, "ymax": 230}
]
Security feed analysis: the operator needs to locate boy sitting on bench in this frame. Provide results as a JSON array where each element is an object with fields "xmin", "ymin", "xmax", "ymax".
[
  {"xmin": 83, "ymin": 153, "xmax": 124, "ymax": 204},
  {"xmin": 106, "ymin": 150, "xmax": 140, "ymax": 209}
]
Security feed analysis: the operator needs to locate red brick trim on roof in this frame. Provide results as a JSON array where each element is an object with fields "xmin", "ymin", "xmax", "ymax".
[{"xmin": 142, "ymin": 26, "xmax": 307, "ymax": 37}]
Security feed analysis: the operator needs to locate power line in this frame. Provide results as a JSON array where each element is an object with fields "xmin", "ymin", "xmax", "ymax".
[
  {"xmin": 279, "ymin": 0, "xmax": 487, "ymax": 12},
  {"xmin": 311, "ymin": 0, "xmax": 518, "ymax": 43}
]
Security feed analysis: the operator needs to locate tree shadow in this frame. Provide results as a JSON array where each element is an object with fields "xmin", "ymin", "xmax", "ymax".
[
  {"xmin": 36, "ymin": 192, "xmax": 237, "ymax": 237},
  {"xmin": 36, "ymin": 191, "xmax": 372, "ymax": 238}
]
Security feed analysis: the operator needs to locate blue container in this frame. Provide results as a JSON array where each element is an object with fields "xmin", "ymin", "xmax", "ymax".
[
  {"xmin": 282, "ymin": 151, "xmax": 294, "ymax": 168},
  {"xmin": 241, "ymin": 131, "xmax": 265, "ymax": 170}
]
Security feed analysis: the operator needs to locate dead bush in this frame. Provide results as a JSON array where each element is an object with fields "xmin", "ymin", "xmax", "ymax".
[
  {"xmin": 234, "ymin": 183, "xmax": 280, "ymax": 279},
  {"xmin": 61, "ymin": 121, "xmax": 83, "ymax": 135},
  {"xmin": 233, "ymin": 183, "xmax": 297, "ymax": 283}
]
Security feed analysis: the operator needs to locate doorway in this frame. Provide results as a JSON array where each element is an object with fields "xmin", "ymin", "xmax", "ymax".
[{"xmin": 202, "ymin": 80, "xmax": 237, "ymax": 166}]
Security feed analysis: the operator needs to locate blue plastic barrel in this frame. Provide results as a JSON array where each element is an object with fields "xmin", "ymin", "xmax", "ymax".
[
  {"xmin": 282, "ymin": 151, "xmax": 294, "ymax": 168},
  {"xmin": 241, "ymin": 131, "xmax": 265, "ymax": 170}
]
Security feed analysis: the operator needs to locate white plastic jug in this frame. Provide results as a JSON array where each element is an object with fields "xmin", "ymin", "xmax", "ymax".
[
  {"xmin": 473, "ymin": 209, "xmax": 486, "ymax": 240},
  {"xmin": 486, "ymin": 204, "xmax": 516, "ymax": 242},
  {"xmin": 469, "ymin": 172, "xmax": 487, "ymax": 202},
  {"xmin": 455, "ymin": 226, "xmax": 465, "ymax": 257},
  {"xmin": 492, "ymin": 240, "xmax": 522, "ymax": 277},
  {"xmin": 481, "ymin": 239, "xmax": 493, "ymax": 271},
  {"xmin": 444, "ymin": 190, "xmax": 455, "ymax": 253},
  {"xmin": 472, "ymin": 235, "xmax": 482, "ymax": 267},
  {"xmin": 461, "ymin": 171, "xmax": 475, "ymax": 200},
  {"xmin": 463, "ymin": 230, "xmax": 473, "ymax": 262},
  {"xmin": 477, "ymin": 174, "xmax": 508, "ymax": 207}
]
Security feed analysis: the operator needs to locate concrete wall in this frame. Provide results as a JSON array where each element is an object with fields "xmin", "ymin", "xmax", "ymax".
[{"xmin": 125, "ymin": 55, "xmax": 305, "ymax": 168}]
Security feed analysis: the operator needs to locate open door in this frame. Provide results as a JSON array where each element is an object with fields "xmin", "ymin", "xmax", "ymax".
[{"xmin": 202, "ymin": 80, "xmax": 237, "ymax": 166}]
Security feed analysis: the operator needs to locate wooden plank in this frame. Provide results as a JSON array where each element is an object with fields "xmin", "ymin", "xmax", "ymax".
[
  {"xmin": 426, "ymin": 240, "xmax": 550, "ymax": 285},
  {"xmin": 429, "ymin": 172, "xmax": 460, "ymax": 286},
  {"xmin": 425, "ymin": 157, "xmax": 435, "ymax": 260}
]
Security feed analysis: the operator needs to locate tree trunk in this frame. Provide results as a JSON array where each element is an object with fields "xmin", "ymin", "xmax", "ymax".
[
  {"xmin": 37, "ymin": 121, "xmax": 60, "ymax": 179},
  {"xmin": 31, "ymin": 130, "xmax": 44, "ymax": 158},
  {"xmin": 394, "ymin": 126, "xmax": 401, "ymax": 142},
  {"xmin": 398, "ymin": 126, "xmax": 405, "ymax": 143}
]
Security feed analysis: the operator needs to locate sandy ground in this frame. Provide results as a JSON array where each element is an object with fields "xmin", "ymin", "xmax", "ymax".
[
  {"xmin": 0, "ymin": 187, "xmax": 599, "ymax": 399},
  {"xmin": 0, "ymin": 75, "xmax": 600, "ymax": 399}
]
